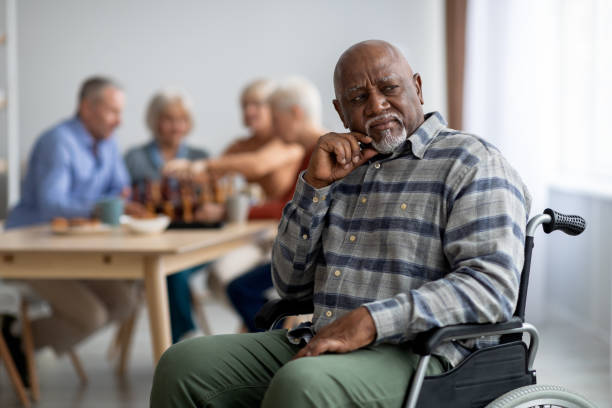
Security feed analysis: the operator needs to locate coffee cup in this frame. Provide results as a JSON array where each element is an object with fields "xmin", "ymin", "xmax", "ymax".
[
  {"xmin": 226, "ymin": 194, "xmax": 250, "ymax": 224},
  {"xmin": 95, "ymin": 197, "xmax": 124, "ymax": 226}
]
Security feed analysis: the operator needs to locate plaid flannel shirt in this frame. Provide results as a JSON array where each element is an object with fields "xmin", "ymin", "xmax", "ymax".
[{"xmin": 272, "ymin": 112, "xmax": 531, "ymax": 366}]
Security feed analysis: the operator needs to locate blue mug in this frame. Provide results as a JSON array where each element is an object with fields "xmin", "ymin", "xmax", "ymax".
[{"xmin": 95, "ymin": 197, "xmax": 124, "ymax": 226}]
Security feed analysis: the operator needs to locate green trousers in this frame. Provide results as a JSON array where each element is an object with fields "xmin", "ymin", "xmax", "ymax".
[{"xmin": 150, "ymin": 330, "xmax": 448, "ymax": 408}]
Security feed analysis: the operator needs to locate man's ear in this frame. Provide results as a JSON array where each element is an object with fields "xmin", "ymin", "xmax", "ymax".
[
  {"xmin": 78, "ymin": 100, "xmax": 90, "ymax": 120},
  {"xmin": 413, "ymin": 73, "xmax": 424, "ymax": 105},
  {"xmin": 333, "ymin": 99, "xmax": 349, "ymax": 129}
]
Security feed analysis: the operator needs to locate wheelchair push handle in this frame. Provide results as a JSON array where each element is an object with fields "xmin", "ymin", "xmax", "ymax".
[{"xmin": 542, "ymin": 208, "xmax": 586, "ymax": 236}]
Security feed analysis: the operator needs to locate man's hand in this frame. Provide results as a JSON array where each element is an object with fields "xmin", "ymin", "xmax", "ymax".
[
  {"xmin": 194, "ymin": 202, "xmax": 225, "ymax": 223},
  {"xmin": 304, "ymin": 132, "xmax": 378, "ymax": 189},
  {"xmin": 292, "ymin": 306, "xmax": 377, "ymax": 360},
  {"xmin": 124, "ymin": 201, "xmax": 150, "ymax": 218}
]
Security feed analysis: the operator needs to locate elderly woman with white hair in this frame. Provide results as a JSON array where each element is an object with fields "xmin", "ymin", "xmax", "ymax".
[
  {"xmin": 125, "ymin": 88, "xmax": 209, "ymax": 343},
  {"xmin": 164, "ymin": 79, "xmax": 304, "ymax": 208},
  {"xmin": 125, "ymin": 88, "xmax": 208, "ymax": 184},
  {"xmin": 226, "ymin": 76, "xmax": 327, "ymax": 332}
]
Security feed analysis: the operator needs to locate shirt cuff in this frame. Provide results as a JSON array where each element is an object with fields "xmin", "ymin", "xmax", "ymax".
[
  {"xmin": 364, "ymin": 297, "xmax": 409, "ymax": 344},
  {"xmin": 292, "ymin": 171, "xmax": 333, "ymax": 215}
]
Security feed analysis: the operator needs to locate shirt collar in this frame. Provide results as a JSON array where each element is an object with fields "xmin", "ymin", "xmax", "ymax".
[
  {"xmin": 69, "ymin": 116, "xmax": 97, "ymax": 149},
  {"xmin": 404, "ymin": 111, "xmax": 447, "ymax": 159}
]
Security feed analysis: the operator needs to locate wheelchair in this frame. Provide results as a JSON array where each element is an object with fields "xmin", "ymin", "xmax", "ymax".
[{"xmin": 255, "ymin": 209, "xmax": 597, "ymax": 408}]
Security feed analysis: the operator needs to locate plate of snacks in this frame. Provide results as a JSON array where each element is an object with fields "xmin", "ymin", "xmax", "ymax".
[
  {"xmin": 51, "ymin": 217, "xmax": 113, "ymax": 235},
  {"xmin": 121, "ymin": 213, "xmax": 171, "ymax": 235}
]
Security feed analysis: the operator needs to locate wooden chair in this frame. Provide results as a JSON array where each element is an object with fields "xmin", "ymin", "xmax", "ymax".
[
  {"xmin": 107, "ymin": 284, "xmax": 211, "ymax": 377},
  {"xmin": 107, "ymin": 305, "xmax": 140, "ymax": 376},
  {"xmin": 0, "ymin": 316, "xmax": 30, "ymax": 408},
  {"xmin": 19, "ymin": 297, "xmax": 88, "ymax": 403}
]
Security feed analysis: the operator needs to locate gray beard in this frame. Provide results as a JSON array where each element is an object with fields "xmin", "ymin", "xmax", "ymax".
[{"xmin": 371, "ymin": 127, "xmax": 408, "ymax": 154}]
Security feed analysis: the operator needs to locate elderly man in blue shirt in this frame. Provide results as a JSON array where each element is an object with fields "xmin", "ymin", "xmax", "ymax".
[{"xmin": 3, "ymin": 77, "xmax": 140, "ymax": 375}]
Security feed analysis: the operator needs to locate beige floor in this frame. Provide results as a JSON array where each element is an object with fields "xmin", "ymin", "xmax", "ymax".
[{"xmin": 0, "ymin": 302, "xmax": 609, "ymax": 407}]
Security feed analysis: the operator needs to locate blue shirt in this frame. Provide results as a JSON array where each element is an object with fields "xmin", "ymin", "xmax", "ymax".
[
  {"xmin": 6, "ymin": 117, "xmax": 130, "ymax": 228},
  {"xmin": 124, "ymin": 140, "xmax": 208, "ymax": 184},
  {"xmin": 273, "ymin": 112, "xmax": 531, "ymax": 366}
]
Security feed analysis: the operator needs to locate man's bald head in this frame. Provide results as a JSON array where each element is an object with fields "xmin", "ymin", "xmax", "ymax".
[
  {"xmin": 333, "ymin": 40, "xmax": 414, "ymax": 98},
  {"xmin": 331, "ymin": 40, "xmax": 425, "ymax": 154}
]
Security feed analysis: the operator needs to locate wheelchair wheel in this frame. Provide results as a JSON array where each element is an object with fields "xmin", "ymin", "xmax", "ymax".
[{"xmin": 486, "ymin": 384, "xmax": 597, "ymax": 408}]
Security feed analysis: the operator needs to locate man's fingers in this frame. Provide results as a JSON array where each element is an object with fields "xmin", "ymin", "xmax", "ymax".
[
  {"xmin": 308, "ymin": 339, "xmax": 336, "ymax": 356},
  {"xmin": 342, "ymin": 137, "xmax": 360, "ymax": 168},
  {"xmin": 293, "ymin": 338, "xmax": 346, "ymax": 360},
  {"xmin": 292, "ymin": 346, "xmax": 309, "ymax": 360},
  {"xmin": 342, "ymin": 141, "xmax": 354, "ymax": 168},
  {"xmin": 293, "ymin": 340, "xmax": 323, "ymax": 360},
  {"xmin": 330, "ymin": 144, "xmax": 345, "ymax": 165},
  {"xmin": 354, "ymin": 148, "xmax": 378, "ymax": 167},
  {"xmin": 349, "ymin": 132, "xmax": 373, "ymax": 145}
]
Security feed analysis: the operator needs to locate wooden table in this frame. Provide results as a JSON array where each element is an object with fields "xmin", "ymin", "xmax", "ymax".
[{"xmin": 0, "ymin": 220, "xmax": 277, "ymax": 363}]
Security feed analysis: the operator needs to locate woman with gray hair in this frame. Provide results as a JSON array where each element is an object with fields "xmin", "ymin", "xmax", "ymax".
[
  {"xmin": 125, "ymin": 88, "xmax": 209, "ymax": 343},
  {"xmin": 125, "ymin": 88, "xmax": 208, "ymax": 184}
]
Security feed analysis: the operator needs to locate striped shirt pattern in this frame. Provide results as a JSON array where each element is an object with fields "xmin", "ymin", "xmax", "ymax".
[{"xmin": 272, "ymin": 112, "xmax": 531, "ymax": 365}]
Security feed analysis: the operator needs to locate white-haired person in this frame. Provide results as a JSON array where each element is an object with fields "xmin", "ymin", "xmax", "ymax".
[
  {"xmin": 124, "ymin": 88, "xmax": 209, "ymax": 343},
  {"xmin": 225, "ymin": 76, "xmax": 327, "ymax": 332},
  {"xmin": 162, "ymin": 79, "xmax": 306, "ymax": 309},
  {"xmin": 163, "ymin": 79, "xmax": 304, "ymax": 216}
]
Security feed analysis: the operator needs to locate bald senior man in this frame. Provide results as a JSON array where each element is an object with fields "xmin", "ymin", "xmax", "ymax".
[{"xmin": 150, "ymin": 40, "xmax": 531, "ymax": 407}]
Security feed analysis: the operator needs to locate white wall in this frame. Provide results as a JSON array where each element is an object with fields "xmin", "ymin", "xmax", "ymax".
[
  {"xmin": 464, "ymin": 0, "xmax": 563, "ymax": 323},
  {"xmin": 16, "ymin": 0, "xmax": 446, "ymax": 160},
  {"xmin": 546, "ymin": 187, "xmax": 611, "ymax": 344}
]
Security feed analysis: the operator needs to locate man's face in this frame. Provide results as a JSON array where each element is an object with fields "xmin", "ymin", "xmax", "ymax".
[
  {"xmin": 334, "ymin": 46, "xmax": 424, "ymax": 153},
  {"xmin": 242, "ymin": 96, "xmax": 272, "ymax": 134},
  {"xmin": 81, "ymin": 87, "xmax": 125, "ymax": 140}
]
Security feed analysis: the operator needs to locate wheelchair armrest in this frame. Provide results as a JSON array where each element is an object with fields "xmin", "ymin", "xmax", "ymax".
[
  {"xmin": 412, "ymin": 317, "xmax": 524, "ymax": 356},
  {"xmin": 255, "ymin": 298, "xmax": 314, "ymax": 330}
]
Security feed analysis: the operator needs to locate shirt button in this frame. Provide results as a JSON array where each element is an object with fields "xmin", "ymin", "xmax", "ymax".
[
  {"xmin": 312, "ymin": 196, "xmax": 319, "ymax": 203},
  {"xmin": 321, "ymin": 195, "xmax": 327, "ymax": 201},
  {"xmin": 325, "ymin": 310, "xmax": 333, "ymax": 318},
  {"xmin": 302, "ymin": 234, "xmax": 308, "ymax": 240},
  {"xmin": 334, "ymin": 270, "xmax": 341, "ymax": 277},
  {"xmin": 400, "ymin": 203, "xmax": 407, "ymax": 210},
  {"xmin": 349, "ymin": 235, "xmax": 356, "ymax": 242},
  {"xmin": 361, "ymin": 197, "xmax": 367, "ymax": 204},
  {"xmin": 374, "ymin": 162, "xmax": 381, "ymax": 169}
]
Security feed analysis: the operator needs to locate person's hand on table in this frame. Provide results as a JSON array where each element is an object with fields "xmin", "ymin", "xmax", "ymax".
[
  {"xmin": 194, "ymin": 203, "xmax": 225, "ymax": 223},
  {"xmin": 163, "ymin": 159, "xmax": 208, "ymax": 180},
  {"xmin": 124, "ymin": 201, "xmax": 150, "ymax": 218},
  {"xmin": 304, "ymin": 132, "xmax": 378, "ymax": 189},
  {"xmin": 121, "ymin": 186, "xmax": 132, "ymax": 199},
  {"xmin": 292, "ymin": 306, "xmax": 377, "ymax": 360}
]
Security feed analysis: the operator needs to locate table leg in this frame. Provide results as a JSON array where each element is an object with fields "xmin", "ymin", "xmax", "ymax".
[{"xmin": 143, "ymin": 256, "xmax": 171, "ymax": 364}]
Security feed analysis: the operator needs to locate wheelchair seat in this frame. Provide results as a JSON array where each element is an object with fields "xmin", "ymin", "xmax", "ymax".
[{"xmin": 417, "ymin": 341, "xmax": 534, "ymax": 407}]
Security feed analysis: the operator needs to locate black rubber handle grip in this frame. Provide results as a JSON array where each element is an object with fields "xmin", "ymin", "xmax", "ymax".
[{"xmin": 542, "ymin": 208, "xmax": 586, "ymax": 236}]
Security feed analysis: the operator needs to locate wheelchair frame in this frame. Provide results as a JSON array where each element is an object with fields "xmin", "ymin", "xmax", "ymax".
[{"xmin": 255, "ymin": 209, "xmax": 588, "ymax": 408}]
